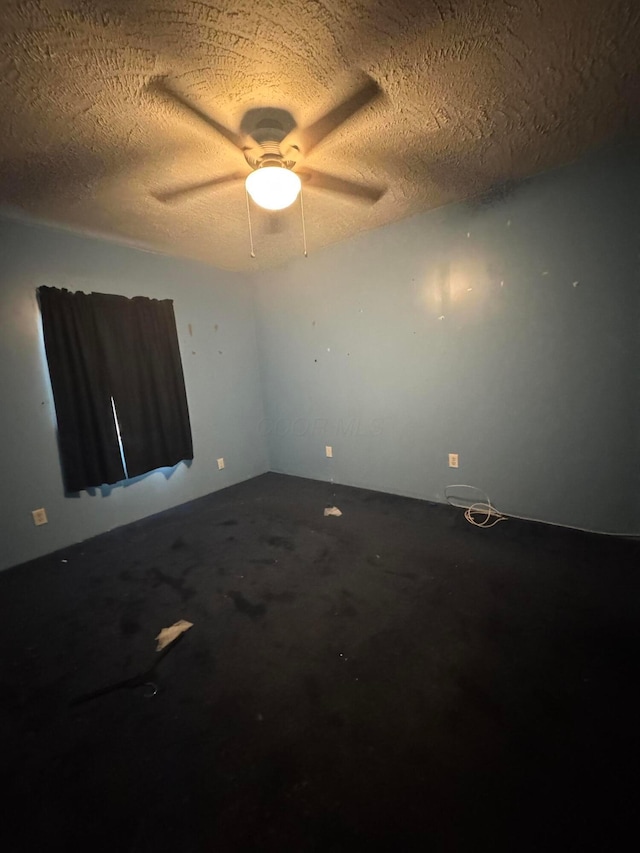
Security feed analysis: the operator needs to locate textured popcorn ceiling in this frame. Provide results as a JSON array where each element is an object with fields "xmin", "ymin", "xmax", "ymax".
[{"xmin": 1, "ymin": 0, "xmax": 639, "ymax": 271}]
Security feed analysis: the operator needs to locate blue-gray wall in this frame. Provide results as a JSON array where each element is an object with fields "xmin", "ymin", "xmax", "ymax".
[
  {"xmin": 256, "ymin": 146, "xmax": 640, "ymax": 534},
  {"xmin": 0, "ymin": 218, "xmax": 268, "ymax": 570},
  {"xmin": 2, "ymin": 144, "xmax": 638, "ymax": 572}
]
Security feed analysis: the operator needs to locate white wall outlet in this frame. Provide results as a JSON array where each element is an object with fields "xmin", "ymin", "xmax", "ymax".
[
  {"xmin": 448, "ymin": 453, "xmax": 459, "ymax": 468},
  {"xmin": 325, "ymin": 446, "xmax": 333, "ymax": 458},
  {"xmin": 217, "ymin": 457, "xmax": 225, "ymax": 470},
  {"xmin": 32, "ymin": 508, "xmax": 48, "ymax": 526}
]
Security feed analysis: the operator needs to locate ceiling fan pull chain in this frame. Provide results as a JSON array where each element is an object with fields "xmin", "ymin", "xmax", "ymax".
[
  {"xmin": 245, "ymin": 186, "xmax": 256, "ymax": 258},
  {"xmin": 299, "ymin": 186, "xmax": 308, "ymax": 258}
]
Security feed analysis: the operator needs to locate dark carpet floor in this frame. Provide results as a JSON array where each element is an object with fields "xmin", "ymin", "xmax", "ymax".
[{"xmin": 1, "ymin": 472, "xmax": 639, "ymax": 852}]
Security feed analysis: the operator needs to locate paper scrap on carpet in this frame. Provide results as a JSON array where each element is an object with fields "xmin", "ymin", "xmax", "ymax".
[
  {"xmin": 324, "ymin": 506, "xmax": 342, "ymax": 517},
  {"xmin": 155, "ymin": 619, "xmax": 193, "ymax": 651}
]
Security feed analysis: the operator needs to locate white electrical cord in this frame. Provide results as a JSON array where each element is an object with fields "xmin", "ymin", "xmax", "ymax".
[{"xmin": 445, "ymin": 484, "xmax": 507, "ymax": 529}]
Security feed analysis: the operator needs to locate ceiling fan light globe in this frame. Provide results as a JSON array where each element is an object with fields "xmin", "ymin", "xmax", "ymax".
[{"xmin": 246, "ymin": 166, "xmax": 301, "ymax": 211}]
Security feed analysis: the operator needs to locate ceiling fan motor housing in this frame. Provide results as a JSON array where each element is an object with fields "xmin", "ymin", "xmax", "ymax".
[{"xmin": 244, "ymin": 119, "xmax": 299, "ymax": 170}]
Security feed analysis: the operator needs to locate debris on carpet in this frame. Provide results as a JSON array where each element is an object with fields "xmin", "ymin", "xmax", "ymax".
[
  {"xmin": 155, "ymin": 619, "xmax": 194, "ymax": 651},
  {"xmin": 324, "ymin": 506, "xmax": 342, "ymax": 517}
]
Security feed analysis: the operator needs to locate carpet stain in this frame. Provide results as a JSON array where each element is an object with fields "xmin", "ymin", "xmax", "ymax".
[
  {"xmin": 263, "ymin": 590, "xmax": 297, "ymax": 603},
  {"xmin": 266, "ymin": 536, "xmax": 295, "ymax": 550},
  {"xmin": 228, "ymin": 591, "xmax": 267, "ymax": 619},
  {"xmin": 150, "ymin": 566, "xmax": 197, "ymax": 600}
]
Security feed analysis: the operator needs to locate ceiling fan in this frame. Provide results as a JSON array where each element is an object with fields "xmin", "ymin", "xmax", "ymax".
[{"xmin": 148, "ymin": 75, "xmax": 386, "ymax": 218}]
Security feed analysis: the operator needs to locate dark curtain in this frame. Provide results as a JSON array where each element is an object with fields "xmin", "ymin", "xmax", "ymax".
[
  {"xmin": 107, "ymin": 296, "xmax": 194, "ymax": 479},
  {"xmin": 38, "ymin": 288, "xmax": 125, "ymax": 492},
  {"xmin": 38, "ymin": 287, "xmax": 193, "ymax": 492}
]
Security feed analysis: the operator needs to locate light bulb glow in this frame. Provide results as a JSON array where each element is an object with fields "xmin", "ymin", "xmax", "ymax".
[{"xmin": 245, "ymin": 166, "xmax": 301, "ymax": 211}]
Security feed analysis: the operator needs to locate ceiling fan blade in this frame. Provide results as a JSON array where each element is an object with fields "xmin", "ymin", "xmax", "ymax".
[
  {"xmin": 147, "ymin": 79, "xmax": 247, "ymax": 153},
  {"xmin": 154, "ymin": 173, "xmax": 245, "ymax": 203},
  {"xmin": 285, "ymin": 76, "xmax": 382, "ymax": 156},
  {"xmin": 299, "ymin": 169, "xmax": 385, "ymax": 203}
]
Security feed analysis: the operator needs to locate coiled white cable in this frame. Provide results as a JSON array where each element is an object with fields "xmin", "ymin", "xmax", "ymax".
[{"xmin": 445, "ymin": 484, "xmax": 507, "ymax": 529}]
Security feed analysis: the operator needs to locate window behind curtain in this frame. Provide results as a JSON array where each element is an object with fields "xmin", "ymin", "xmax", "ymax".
[{"xmin": 38, "ymin": 287, "xmax": 193, "ymax": 493}]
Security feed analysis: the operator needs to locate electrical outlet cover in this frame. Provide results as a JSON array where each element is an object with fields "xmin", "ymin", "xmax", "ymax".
[
  {"xmin": 32, "ymin": 508, "xmax": 48, "ymax": 526},
  {"xmin": 325, "ymin": 446, "xmax": 333, "ymax": 458},
  {"xmin": 217, "ymin": 457, "xmax": 225, "ymax": 470},
  {"xmin": 448, "ymin": 453, "xmax": 459, "ymax": 468}
]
